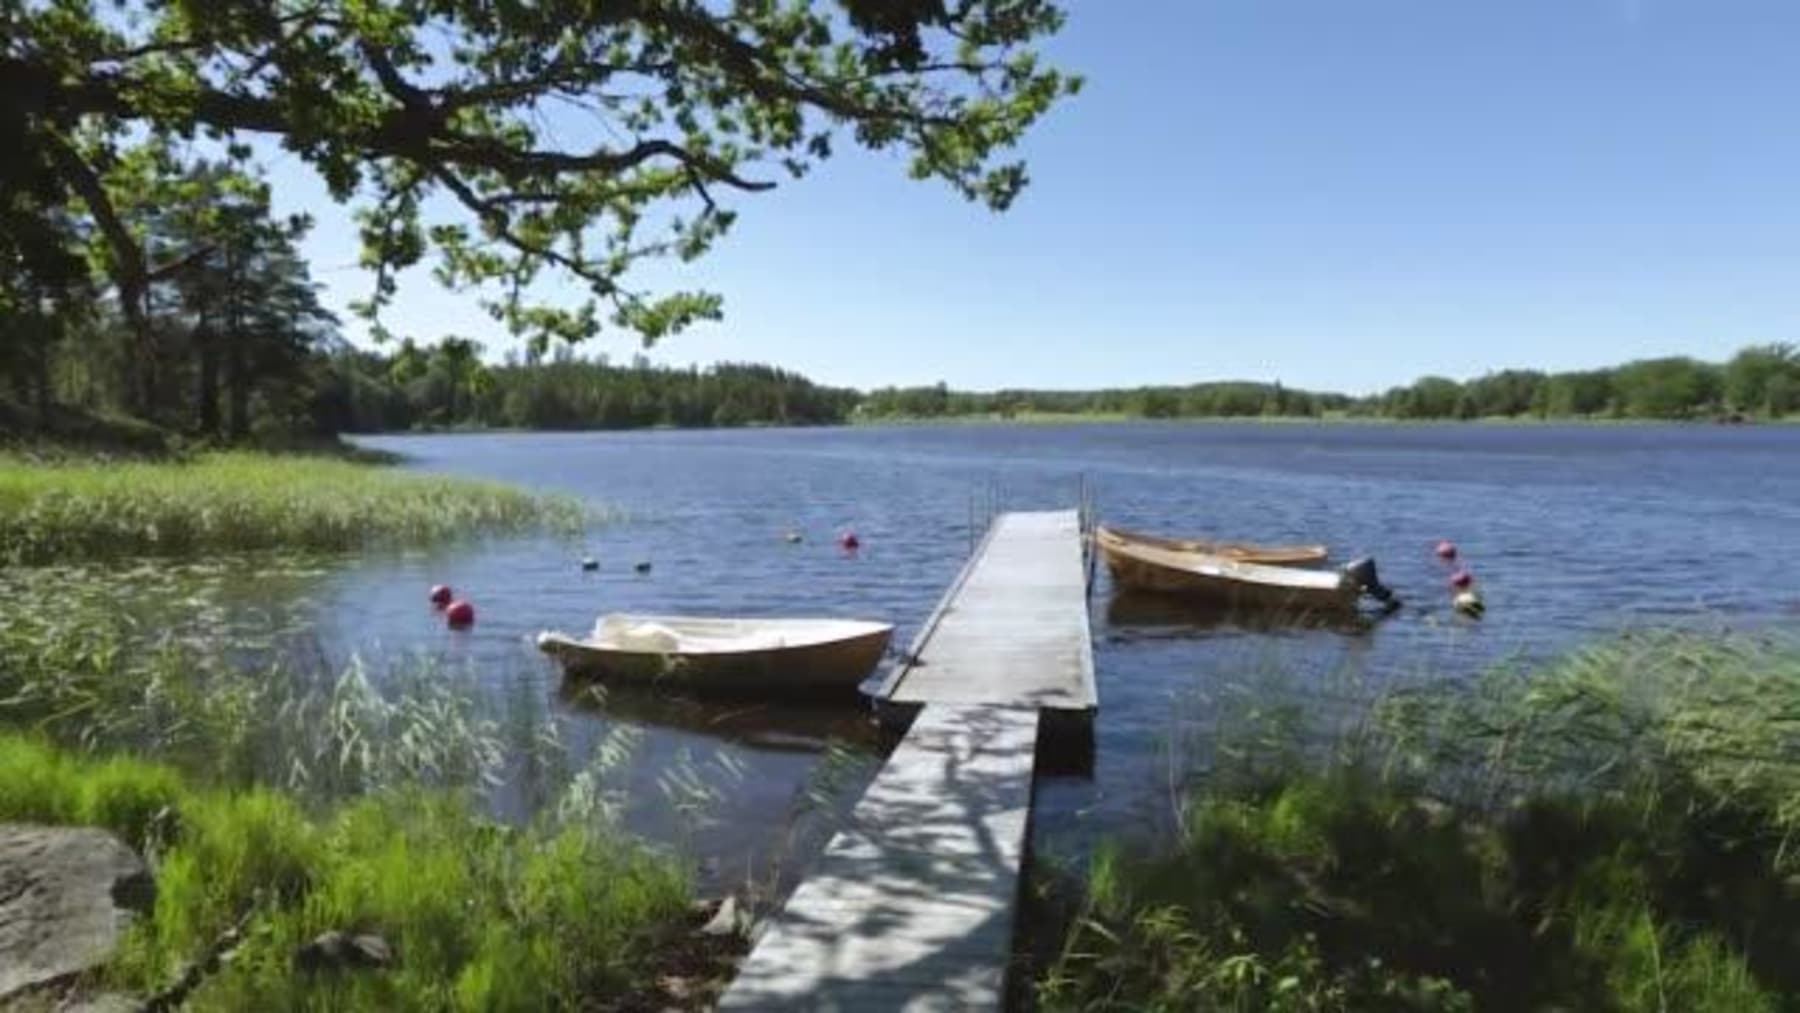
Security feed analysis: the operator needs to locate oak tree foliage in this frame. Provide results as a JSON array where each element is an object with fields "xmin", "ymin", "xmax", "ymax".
[{"xmin": 2, "ymin": 0, "xmax": 1078, "ymax": 349}]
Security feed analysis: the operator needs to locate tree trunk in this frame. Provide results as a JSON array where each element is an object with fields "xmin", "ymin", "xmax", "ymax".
[
  {"xmin": 195, "ymin": 320, "xmax": 220, "ymax": 436},
  {"xmin": 224, "ymin": 244, "xmax": 250, "ymax": 441},
  {"xmin": 136, "ymin": 287, "xmax": 158, "ymax": 419},
  {"xmin": 35, "ymin": 316, "xmax": 54, "ymax": 428},
  {"xmin": 227, "ymin": 340, "xmax": 248, "ymax": 440}
]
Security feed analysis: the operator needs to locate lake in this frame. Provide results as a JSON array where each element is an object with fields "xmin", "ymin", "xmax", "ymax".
[{"xmin": 67, "ymin": 423, "xmax": 1800, "ymax": 885}]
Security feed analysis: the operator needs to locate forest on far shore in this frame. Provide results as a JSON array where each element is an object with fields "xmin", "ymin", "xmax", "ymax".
[
  {"xmin": 2, "ymin": 152, "xmax": 1788, "ymax": 441},
  {"xmin": 851, "ymin": 343, "xmax": 1795, "ymax": 423},
  {"xmin": 5, "ymin": 319, "xmax": 1795, "ymax": 446}
]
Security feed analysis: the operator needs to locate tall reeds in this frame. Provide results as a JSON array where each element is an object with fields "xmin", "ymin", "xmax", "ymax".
[
  {"xmin": 1038, "ymin": 632, "xmax": 1800, "ymax": 1011},
  {"xmin": 0, "ymin": 451, "xmax": 584, "ymax": 563}
]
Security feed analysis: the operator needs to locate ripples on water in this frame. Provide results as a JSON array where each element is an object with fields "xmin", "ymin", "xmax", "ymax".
[{"xmin": 20, "ymin": 423, "xmax": 1797, "ymax": 880}]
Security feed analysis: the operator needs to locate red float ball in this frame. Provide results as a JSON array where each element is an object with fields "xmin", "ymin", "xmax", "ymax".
[
  {"xmin": 840, "ymin": 531, "xmax": 861, "ymax": 551},
  {"xmin": 429, "ymin": 584, "xmax": 454, "ymax": 608},
  {"xmin": 445, "ymin": 600, "xmax": 475, "ymax": 628},
  {"xmin": 1450, "ymin": 568, "xmax": 1474, "ymax": 589},
  {"xmin": 1435, "ymin": 540, "xmax": 1458, "ymax": 561}
]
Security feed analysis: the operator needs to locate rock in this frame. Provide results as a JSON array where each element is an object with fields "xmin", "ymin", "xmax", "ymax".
[
  {"xmin": 699, "ymin": 895, "xmax": 746, "ymax": 938},
  {"xmin": 295, "ymin": 930, "xmax": 395, "ymax": 973},
  {"xmin": 0, "ymin": 824, "xmax": 153, "ymax": 1003},
  {"xmin": 61, "ymin": 994, "xmax": 142, "ymax": 1013}
]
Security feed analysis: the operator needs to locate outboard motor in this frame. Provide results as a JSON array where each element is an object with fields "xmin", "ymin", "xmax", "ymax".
[{"xmin": 1342, "ymin": 556, "xmax": 1400, "ymax": 612}]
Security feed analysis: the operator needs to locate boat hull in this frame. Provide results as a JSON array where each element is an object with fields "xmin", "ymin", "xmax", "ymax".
[
  {"xmin": 537, "ymin": 621, "xmax": 893, "ymax": 698},
  {"xmin": 1095, "ymin": 524, "xmax": 1329, "ymax": 566},
  {"xmin": 1100, "ymin": 538, "xmax": 1358, "ymax": 612}
]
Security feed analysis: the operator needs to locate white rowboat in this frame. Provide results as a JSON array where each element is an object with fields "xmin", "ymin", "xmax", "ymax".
[{"xmin": 536, "ymin": 614, "xmax": 893, "ymax": 697}]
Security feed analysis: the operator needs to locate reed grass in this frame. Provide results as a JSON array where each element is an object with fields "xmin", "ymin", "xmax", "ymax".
[
  {"xmin": 1037, "ymin": 631, "xmax": 1800, "ymax": 1011},
  {"xmin": 0, "ymin": 580, "xmax": 720, "ymax": 1008},
  {"xmin": 0, "ymin": 589, "xmax": 512, "ymax": 794},
  {"xmin": 0, "ymin": 451, "xmax": 584, "ymax": 563}
]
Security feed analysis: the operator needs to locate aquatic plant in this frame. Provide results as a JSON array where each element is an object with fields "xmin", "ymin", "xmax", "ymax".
[
  {"xmin": 0, "ymin": 588, "xmax": 512, "ymax": 795},
  {"xmin": 0, "ymin": 451, "xmax": 586, "ymax": 563},
  {"xmin": 1037, "ymin": 632, "xmax": 1800, "ymax": 1011}
]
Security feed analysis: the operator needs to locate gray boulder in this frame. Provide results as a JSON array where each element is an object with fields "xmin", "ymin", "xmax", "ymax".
[
  {"xmin": 294, "ymin": 931, "xmax": 395, "ymax": 973},
  {"xmin": 0, "ymin": 825, "xmax": 153, "ymax": 1002}
]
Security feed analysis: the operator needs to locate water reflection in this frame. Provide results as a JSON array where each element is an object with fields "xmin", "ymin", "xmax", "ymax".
[
  {"xmin": 556, "ymin": 678, "xmax": 884, "ymax": 757},
  {"xmin": 1103, "ymin": 589, "xmax": 1383, "ymax": 639}
]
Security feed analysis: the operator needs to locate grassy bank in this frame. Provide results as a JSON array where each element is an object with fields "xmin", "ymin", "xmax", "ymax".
[
  {"xmin": 0, "ymin": 562, "xmax": 743, "ymax": 1008},
  {"xmin": 0, "ymin": 451, "xmax": 583, "ymax": 564},
  {"xmin": 1037, "ymin": 632, "xmax": 1800, "ymax": 1011},
  {"xmin": 0, "ymin": 735, "xmax": 695, "ymax": 1010}
]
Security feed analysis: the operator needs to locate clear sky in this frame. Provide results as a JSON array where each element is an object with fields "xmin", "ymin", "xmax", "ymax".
[{"xmin": 270, "ymin": 0, "xmax": 1800, "ymax": 394}]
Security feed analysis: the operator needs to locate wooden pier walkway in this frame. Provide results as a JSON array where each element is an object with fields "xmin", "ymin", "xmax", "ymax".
[{"xmin": 719, "ymin": 510, "xmax": 1094, "ymax": 1011}]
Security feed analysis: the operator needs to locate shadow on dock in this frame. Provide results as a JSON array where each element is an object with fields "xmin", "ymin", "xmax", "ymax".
[{"xmin": 718, "ymin": 705, "xmax": 1041, "ymax": 1009}]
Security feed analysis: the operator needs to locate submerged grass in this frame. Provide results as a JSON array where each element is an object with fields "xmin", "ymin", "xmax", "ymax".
[
  {"xmin": 1037, "ymin": 632, "xmax": 1800, "ymax": 1011},
  {"xmin": 0, "ymin": 736, "xmax": 691, "ymax": 1010},
  {"xmin": 0, "ymin": 451, "xmax": 584, "ymax": 563}
]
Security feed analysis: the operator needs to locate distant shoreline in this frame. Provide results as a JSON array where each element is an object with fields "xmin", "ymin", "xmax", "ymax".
[
  {"xmin": 337, "ymin": 412, "xmax": 1799, "ymax": 438},
  {"xmin": 846, "ymin": 411, "xmax": 1797, "ymax": 428}
]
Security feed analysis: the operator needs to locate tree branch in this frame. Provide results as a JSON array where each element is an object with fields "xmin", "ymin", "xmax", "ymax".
[
  {"xmin": 639, "ymin": 6, "xmax": 960, "ymax": 128},
  {"xmin": 40, "ymin": 130, "xmax": 151, "ymax": 337},
  {"xmin": 427, "ymin": 165, "xmax": 609, "ymax": 291},
  {"xmin": 2, "ymin": 57, "xmax": 775, "ymax": 193}
]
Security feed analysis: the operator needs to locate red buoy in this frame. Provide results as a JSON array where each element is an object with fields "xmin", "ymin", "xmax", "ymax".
[
  {"xmin": 839, "ymin": 531, "xmax": 861, "ymax": 551},
  {"xmin": 445, "ymin": 600, "xmax": 475, "ymax": 628},
  {"xmin": 429, "ymin": 584, "xmax": 454, "ymax": 608},
  {"xmin": 1435, "ymin": 540, "xmax": 1458, "ymax": 561},
  {"xmin": 1450, "ymin": 568, "xmax": 1474, "ymax": 589}
]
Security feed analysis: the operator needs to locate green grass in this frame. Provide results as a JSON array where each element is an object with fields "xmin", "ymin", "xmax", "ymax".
[
  {"xmin": 1037, "ymin": 632, "xmax": 1800, "ymax": 1011},
  {"xmin": 0, "ymin": 735, "xmax": 691, "ymax": 1010},
  {"xmin": 0, "ymin": 451, "xmax": 584, "ymax": 563},
  {"xmin": 0, "ymin": 562, "xmax": 741, "ymax": 1008}
]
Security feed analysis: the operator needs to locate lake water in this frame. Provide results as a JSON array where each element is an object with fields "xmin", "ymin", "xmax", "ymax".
[{"xmin": 80, "ymin": 424, "xmax": 1800, "ymax": 886}]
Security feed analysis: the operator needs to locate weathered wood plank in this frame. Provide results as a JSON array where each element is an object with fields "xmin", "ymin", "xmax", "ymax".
[
  {"xmin": 717, "ymin": 705, "xmax": 1039, "ymax": 1012},
  {"xmin": 721, "ymin": 511, "xmax": 1094, "ymax": 1011},
  {"xmin": 881, "ymin": 510, "xmax": 1095, "ymax": 711}
]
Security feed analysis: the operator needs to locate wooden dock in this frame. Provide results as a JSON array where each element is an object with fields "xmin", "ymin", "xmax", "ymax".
[{"xmin": 718, "ymin": 510, "xmax": 1094, "ymax": 1011}]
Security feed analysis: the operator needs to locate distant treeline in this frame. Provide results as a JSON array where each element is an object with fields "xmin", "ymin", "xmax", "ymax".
[
  {"xmin": 311, "ymin": 343, "xmax": 861, "ymax": 432},
  {"xmin": 859, "ymin": 344, "xmax": 1799, "ymax": 422},
  {"xmin": 856, "ymin": 381, "xmax": 1354, "ymax": 420}
]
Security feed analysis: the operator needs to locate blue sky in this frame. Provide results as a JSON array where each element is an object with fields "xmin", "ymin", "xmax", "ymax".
[{"xmin": 270, "ymin": 0, "xmax": 1800, "ymax": 394}]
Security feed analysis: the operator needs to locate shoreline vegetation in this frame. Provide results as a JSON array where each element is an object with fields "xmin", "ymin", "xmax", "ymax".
[
  {"xmin": 1033, "ymin": 631, "xmax": 1800, "ymax": 1011},
  {"xmin": 0, "ymin": 736, "xmax": 703, "ymax": 1010},
  {"xmin": 7, "ymin": 341, "xmax": 1797, "ymax": 449},
  {"xmin": 300, "ymin": 340, "xmax": 1797, "ymax": 433},
  {"xmin": 320, "ymin": 341, "xmax": 1794, "ymax": 431},
  {"xmin": 0, "ymin": 529, "xmax": 738, "ymax": 1009},
  {"xmin": 0, "ymin": 451, "xmax": 585, "ymax": 565},
  {"xmin": 8, "ymin": 540, "xmax": 1798, "ymax": 1009}
]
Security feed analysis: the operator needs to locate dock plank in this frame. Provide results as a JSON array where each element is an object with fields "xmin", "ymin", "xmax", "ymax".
[
  {"xmin": 720, "ymin": 510, "xmax": 1093, "ymax": 1011},
  {"xmin": 718, "ymin": 704, "xmax": 1038, "ymax": 1012},
  {"xmin": 881, "ymin": 510, "xmax": 1095, "ymax": 711}
]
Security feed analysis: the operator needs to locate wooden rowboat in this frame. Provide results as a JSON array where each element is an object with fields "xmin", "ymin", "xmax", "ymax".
[
  {"xmin": 1095, "ymin": 524, "xmax": 1329, "ymax": 566},
  {"xmin": 536, "ymin": 614, "xmax": 893, "ymax": 698},
  {"xmin": 1099, "ymin": 536, "xmax": 1364, "ymax": 612}
]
